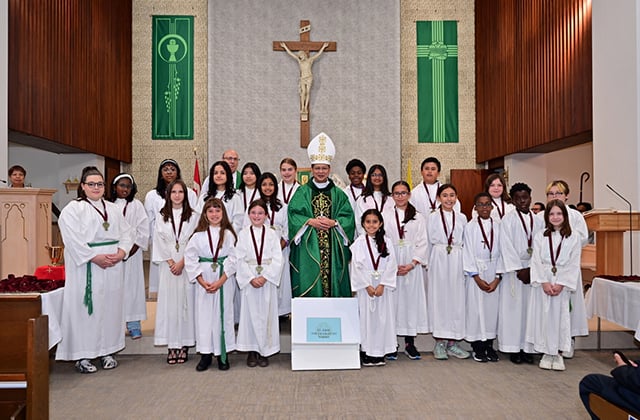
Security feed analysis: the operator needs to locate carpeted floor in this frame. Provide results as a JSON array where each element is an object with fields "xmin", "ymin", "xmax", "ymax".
[{"xmin": 49, "ymin": 349, "xmax": 640, "ymax": 419}]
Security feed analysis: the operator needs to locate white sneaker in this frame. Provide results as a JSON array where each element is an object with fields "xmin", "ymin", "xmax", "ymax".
[
  {"xmin": 551, "ymin": 355, "xmax": 566, "ymax": 371},
  {"xmin": 433, "ymin": 341, "xmax": 448, "ymax": 360},
  {"xmin": 538, "ymin": 354, "xmax": 553, "ymax": 370},
  {"xmin": 101, "ymin": 355, "xmax": 118, "ymax": 370},
  {"xmin": 446, "ymin": 343, "xmax": 471, "ymax": 359},
  {"xmin": 75, "ymin": 359, "xmax": 97, "ymax": 374},
  {"xmin": 562, "ymin": 338, "xmax": 575, "ymax": 359}
]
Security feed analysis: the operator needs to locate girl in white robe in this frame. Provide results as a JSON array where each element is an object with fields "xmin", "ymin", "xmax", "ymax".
[
  {"xmin": 152, "ymin": 180, "xmax": 199, "ymax": 365},
  {"xmin": 472, "ymin": 173, "xmax": 515, "ymax": 221},
  {"xmin": 463, "ymin": 193, "xmax": 504, "ymax": 363},
  {"xmin": 247, "ymin": 173, "xmax": 291, "ymax": 316},
  {"xmin": 540, "ymin": 180, "xmax": 589, "ymax": 355},
  {"xmin": 277, "ymin": 157, "xmax": 299, "ymax": 206},
  {"xmin": 382, "ymin": 181, "xmax": 429, "ymax": 360},
  {"xmin": 354, "ymin": 164, "xmax": 395, "ymax": 236},
  {"xmin": 144, "ymin": 159, "xmax": 198, "ymax": 294},
  {"xmin": 184, "ymin": 198, "xmax": 238, "ymax": 372},
  {"xmin": 427, "ymin": 184, "xmax": 470, "ymax": 360},
  {"xmin": 226, "ymin": 200, "xmax": 283, "ymax": 367},
  {"xmin": 110, "ymin": 173, "xmax": 149, "ymax": 340},
  {"xmin": 350, "ymin": 209, "xmax": 397, "ymax": 366},
  {"xmin": 56, "ymin": 166, "xmax": 134, "ymax": 373},
  {"xmin": 236, "ymin": 162, "xmax": 261, "ymax": 215},
  {"xmin": 525, "ymin": 200, "xmax": 582, "ymax": 371},
  {"xmin": 195, "ymin": 160, "xmax": 243, "ymax": 232},
  {"xmin": 498, "ymin": 183, "xmax": 544, "ymax": 364}
]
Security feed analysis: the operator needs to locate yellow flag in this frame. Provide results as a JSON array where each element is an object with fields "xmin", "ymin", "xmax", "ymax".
[{"xmin": 406, "ymin": 159, "xmax": 413, "ymax": 189}]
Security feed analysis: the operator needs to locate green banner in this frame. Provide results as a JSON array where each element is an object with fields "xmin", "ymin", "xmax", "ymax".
[
  {"xmin": 417, "ymin": 21, "xmax": 458, "ymax": 143},
  {"xmin": 152, "ymin": 16, "xmax": 193, "ymax": 140}
]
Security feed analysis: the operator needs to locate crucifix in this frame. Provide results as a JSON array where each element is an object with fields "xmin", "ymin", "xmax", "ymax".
[{"xmin": 273, "ymin": 20, "xmax": 337, "ymax": 148}]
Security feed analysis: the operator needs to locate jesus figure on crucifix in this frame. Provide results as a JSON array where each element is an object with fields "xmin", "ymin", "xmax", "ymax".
[{"xmin": 280, "ymin": 41, "xmax": 329, "ymax": 119}]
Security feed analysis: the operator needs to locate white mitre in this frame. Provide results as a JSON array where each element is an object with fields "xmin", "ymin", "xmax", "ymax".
[{"xmin": 307, "ymin": 132, "xmax": 335, "ymax": 165}]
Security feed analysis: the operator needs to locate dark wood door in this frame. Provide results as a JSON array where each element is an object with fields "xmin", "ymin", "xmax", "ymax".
[{"xmin": 450, "ymin": 169, "xmax": 491, "ymax": 219}]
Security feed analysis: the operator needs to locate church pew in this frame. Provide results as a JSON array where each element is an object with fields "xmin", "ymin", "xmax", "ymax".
[
  {"xmin": 0, "ymin": 295, "xmax": 49, "ymax": 420},
  {"xmin": 589, "ymin": 393, "xmax": 640, "ymax": 420}
]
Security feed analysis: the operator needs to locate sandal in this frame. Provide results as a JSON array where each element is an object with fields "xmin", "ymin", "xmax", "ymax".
[
  {"xmin": 177, "ymin": 346, "xmax": 189, "ymax": 364},
  {"xmin": 167, "ymin": 348, "xmax": 178, "ymax": 365}
]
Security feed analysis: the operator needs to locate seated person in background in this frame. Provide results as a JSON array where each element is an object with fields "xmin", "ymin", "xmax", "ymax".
[
  {"xmin": 531, "ymin": 202, "xmax": 545, "ymax": 214},
  {"xmin": 8, "ymin": 165, "xmax": 26, "ymax": 188},
  {"xmin": 576, "ymin": 202, "xmax": 593, "ymax": 213},
  {"xmin": 579, "ymin": 352, "xmax": 640, "ymax": 419}
]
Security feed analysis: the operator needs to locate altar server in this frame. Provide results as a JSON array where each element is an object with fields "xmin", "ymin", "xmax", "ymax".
[{"xmin": 57, "ymin": 166, "xmax": 134, "ymax": 373}]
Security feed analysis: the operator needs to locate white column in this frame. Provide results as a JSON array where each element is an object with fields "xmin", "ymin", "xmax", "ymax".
[
  {"xmin": 0, "ymin": 0, "xmax": 8, "ymax": 182},
  {"xmin": 592, "ymin": 0, "xmax": 640, "ymax": 274}
]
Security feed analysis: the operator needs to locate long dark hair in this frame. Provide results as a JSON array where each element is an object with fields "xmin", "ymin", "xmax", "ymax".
[
  {"xmin": 391, "ymin": 180, "xmax": 417, "ymax": 224},
  {"xmin": 154, "ymin": 159, "xmax": 182, "ymax": 198},
  {"xmin": 194, "ymin": 198, "xmax": 237, "ymax": 245},
  {"xmin": 160, "ymin": 179, "xmax": 194, "ymax": 223},
  {"xmin": 258, "ymin": 172, "xmax": 283, "ymax": 213},
  {"xmin": 109, "ymin": 173, "xmax": 138, "ymax": 203},
  {"xmin": 205, "ymin": 161, "xmax": 235, "ymax": 202},
  {"xmin": 361, "ymin": 164, "xmax": 391, "ymax": 199},
  {"xmin": 76, "ymin": 166, "xmax": 104, "ymax": 200},
  {"xmin": 238, "ymin": 162, "xmax": 261, "ymax": 192},
  {"xmin": 361, "ymin": 209, "xmax": 389, "ymax": 258},
  {"xmin": 543, "ymin": 199, "xmax": 572, "ymax": 238}
]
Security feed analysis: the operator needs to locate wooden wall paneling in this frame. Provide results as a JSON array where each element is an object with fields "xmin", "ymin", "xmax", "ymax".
[
  {"xmin": 450, "ymin": 169, "xmax": 492, "ymax": 219},
  {"xmin": 8, "ymin": 0, "xmax": 132, "ymax": 162},
  {"xmin": 475, "ymin": 0, "xmax": 592, "ymax": 163}
]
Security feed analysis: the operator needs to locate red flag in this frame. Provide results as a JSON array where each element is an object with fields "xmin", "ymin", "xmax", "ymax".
[{"xmin": 193, "ymin": 157, "xmax": 201, "ymax": 196}]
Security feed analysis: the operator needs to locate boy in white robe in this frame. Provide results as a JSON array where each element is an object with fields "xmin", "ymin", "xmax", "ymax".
[
  {"xmin": 463, "ymin": 193, "xmax": 504, "ymax": 363},
  {"xmin": 498, "ymin": 183, "xmax": 544, "ymax": 364}
]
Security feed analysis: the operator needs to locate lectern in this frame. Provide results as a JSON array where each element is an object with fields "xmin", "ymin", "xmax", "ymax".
[
  {"xmin": 0, "ymin": 188, "xmax": 57, "ymax": 278},
  {"xmin": 584, "ymin": 210, "xmax": 640, "ymax": 276}
]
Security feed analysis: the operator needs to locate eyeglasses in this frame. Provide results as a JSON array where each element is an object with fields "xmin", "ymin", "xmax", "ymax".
[
  {"xmin": 546, "ymin": 191, "xmax": 565, "ymax": 197},
  {"xmin": 392, "ymin": 191, "xmax": 409, "ymax": 196},
  {"xmin": 117, "ymin": 183, "xmax": 132, "ymax": 189},
  {"xmin": 475, "ymin": 202, "xmax": 493, "ymax": 207},
  {"xmin": 370, "ymin": 173, "xmax": 384, "ymax": 178},
  {"xmin": 84, "ymin": 182, "xmax": 105, "ymax": 189}
]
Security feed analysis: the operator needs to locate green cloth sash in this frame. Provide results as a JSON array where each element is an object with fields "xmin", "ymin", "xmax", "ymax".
[
  {"xmin": 198, "ymin": 256, "xmax": 228, "ymax": 363},
  {"xmin": 417, "ymin": 21, "xmax": 459, "ymax": 143},
  {"xmin": 85, "ymin": 240, "xmax": 119, "ymax": 315}
]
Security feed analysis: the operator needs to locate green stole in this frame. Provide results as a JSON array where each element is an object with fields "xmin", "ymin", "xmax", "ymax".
[{"xmin": 198, "ymin": 256, "xmax": 228, "ymax": 363}]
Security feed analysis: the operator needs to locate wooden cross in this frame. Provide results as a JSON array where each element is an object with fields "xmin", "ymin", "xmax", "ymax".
[{"xmin": 273, "ymin": 20, "xmax": 337, "ymax": 148}]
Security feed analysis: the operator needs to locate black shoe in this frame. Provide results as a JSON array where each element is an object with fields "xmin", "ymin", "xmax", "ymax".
[
  {"xmin": 521, "ymin": 351, "xmax": 534, "ymax": 364},
  {"xmin": 404, "ymin": 343, "xmax": 421, "ymax": 360},
  {"xmin": 485, "ymin": 346, "xmax": 499, "ymax": 362},
  {"xmin": 196, "ymin": 354, "xmax": 212, "ymax": 371},
  {"xmin": 385, "ymin": 351, "xmax": 398, "ymax": 360},
  {"xmin": 246, "ymin": 351, "xmax": 258, "ymax": 367},
  {"xmin": 362, "ymin": 355, "xmax": 376, "ymax": 367},
  {"xmin": 510, "ymin": 352, "xmax": 523, "ymax": 364},
  {"xmin": 217, "ymin": 355, "xmax": 230, "ymax": 371},
  {"xmin": 473, "ymin": 350, "xmax": 488, "ymax": 363}
]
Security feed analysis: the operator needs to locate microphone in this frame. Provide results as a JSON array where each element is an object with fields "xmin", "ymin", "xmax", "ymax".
[{"xmin": 606, "ymin": 184, "xmax": 634, "ymax": 275}]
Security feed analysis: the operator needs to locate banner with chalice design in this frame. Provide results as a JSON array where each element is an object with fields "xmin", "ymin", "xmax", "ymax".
[{"xmin": 152, "ymin": 16, "xmax": 194, "ymax": 139}]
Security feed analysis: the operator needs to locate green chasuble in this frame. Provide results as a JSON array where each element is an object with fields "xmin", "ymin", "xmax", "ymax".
[{"xmin": 288, "ymin": 179, "xmax": 355, "ymax": 297}]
